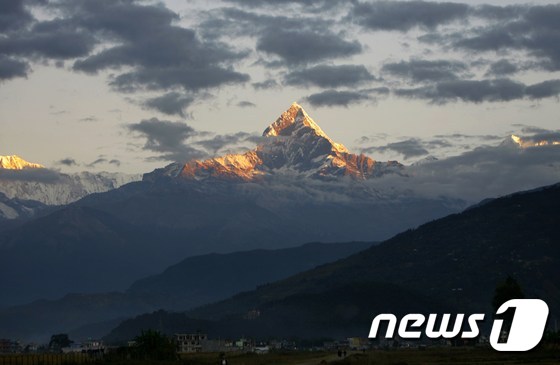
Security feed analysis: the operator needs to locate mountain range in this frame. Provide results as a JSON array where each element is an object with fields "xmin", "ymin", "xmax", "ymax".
[
  {"xmin": 0, "ymin": 104, "xmax": 463, "ymax": 308},
  {"xmin": 0, "ymin": 241, "xmax": 372, "ymax": 342},
  {"xmin": 0, "ymin": 103, "xmax": 558, "ymax": 345},
  {"xmin": 0, "ymin": 156, "xmax": 141, "ymax": 206},
  {"xmin": 104, "ymin": 182, "xmax": 560, "ymax": 342}
]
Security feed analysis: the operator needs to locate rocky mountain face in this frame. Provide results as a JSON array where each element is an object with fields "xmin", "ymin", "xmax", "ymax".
[{"xmin": 145, "ymin": 103, "xmax": 402, "ymax": 182}]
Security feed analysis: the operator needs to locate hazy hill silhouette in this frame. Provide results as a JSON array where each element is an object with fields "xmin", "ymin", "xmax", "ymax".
[{"xmin": 105, "ymin": 183, "xmax": 560, "ymax": 341}]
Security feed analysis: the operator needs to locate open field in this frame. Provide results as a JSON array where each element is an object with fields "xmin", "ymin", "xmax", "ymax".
[
  {"xmin": 179, "ymin": 347, "xmax": 560, "ymax": 365},
  {"xmin": 2, "ymin": 347, "xmax": 559, "ymax": 365},
  {"xmin": 0, "ymin": 353, "xmax": 95, "ymax": 365}
]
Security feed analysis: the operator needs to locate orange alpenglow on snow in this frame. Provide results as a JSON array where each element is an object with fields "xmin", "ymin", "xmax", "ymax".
[
  {"xmin": 150, "ymin": 103, "xmax": 402, "ymax": 182},
  {"xmin": 0, "ymin": 155, "xmax": 43, "ymax": 170},
  {"xmin": 510, "ymin": 135, "xmax": 560, "ymax": 148}
]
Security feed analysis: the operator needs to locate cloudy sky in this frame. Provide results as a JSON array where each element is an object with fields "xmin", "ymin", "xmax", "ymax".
[{"xmin": 1, "ymin": 0, "xmax": 560, "ymax": 174}]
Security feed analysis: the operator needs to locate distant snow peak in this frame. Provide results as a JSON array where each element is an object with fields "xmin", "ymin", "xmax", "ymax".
[
  {"xmin": 262, "ymin": 102, "xmax": 348, "ymax": 154},
  {"xmin": 0, "ymin": 155, "xmax": 43, "ymax": 170},
  {"xmin": 146, "ymin": 103, "xmax": 403, "ymax": 182},
  {"xmin": 411, "ymin": 155, "xmax": 439, "ymax": 166},
  {"xmin": 0, "ymin": 171, "xmax": 141, "ymax": 206},
  {"xmin": 510, "ymin": 134, "xmax": 560, "ymax": 149}
]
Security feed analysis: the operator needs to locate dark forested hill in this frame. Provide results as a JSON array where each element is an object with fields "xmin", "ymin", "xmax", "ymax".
[
  {"xmin": 0, "ymin": 241, "xmax": 371, "ymax": 342},
  {"xmin": 105, "ymin": 183, "xmax": 560, "ymax": 342}
]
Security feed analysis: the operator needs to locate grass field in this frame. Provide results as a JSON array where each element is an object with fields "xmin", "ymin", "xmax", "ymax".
[
  {"xmin": 0, "ymin": 353, "xmax": 95, "ymax": 365},
  {"xmin": 178, "ymin": 347, "xmax": 560, "ymax": 365},
  {"xmin": 1, "ymin": 346, "xmax": 559, "ymax": 365}
]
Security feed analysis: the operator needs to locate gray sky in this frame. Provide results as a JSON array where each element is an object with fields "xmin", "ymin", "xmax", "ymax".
[{"xmin": 1, "ymin": 0, "xmax": 560, "ymax": 174}]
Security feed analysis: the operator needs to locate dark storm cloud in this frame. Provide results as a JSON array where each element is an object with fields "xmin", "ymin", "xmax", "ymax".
[
  {"xmin": 66, "ymin": 1, "xmax": 250, "ymax": 92},
  {"xmin": 144, "ymin": 92, "xmax": 194, "ymax": 118},
  {"xmin": 86, "ymin": 157, "xmax": 122, "ymax": 167},
  {"xmin": 195, "ymin": 132, "xmax": 261, "ymax": 155},
  {"xmin": 394, "ymin": 78, "xmax": 560, "ymax": 104},
  {"xmin": 444, "ymin": 4, "xmax": 560, "ymax": 71},
  {"xmin": 0, "ymin": 16, "xmax": 97, "ymax": 60},
  {"xmin": 0, "ymin": 56, "xmax": 29, "ymax": 80},
  {"xmin": 87, "ymin": 158, "xmax": 107, "ymax": 167},
  {"xmin": 252, "ymin": 80, "xmax": 279, "ymax": 90},
  {"xmin": 256, "ymin": 29, "xmax": 362, "ymax": 65},
  {"xmin": 350, "ymin": 1, "xmax": 469, "ymax": 32},
  {"xmin": 381, "ymin": 59, "xmax": 468, "ymax": 83},
  {"xmin": 237, "ymin": 101, "xmax": 256, "ymax": 108},
  {"xmin": 363, "ymin": 139, "xmax": 430, "ymax": 160},
  {"xmin": 411, "ymin": 78, "xmax": 525, "ymax": 103},
  {"xmin": 485, "ymin": 59, "xmax": 518, "ymax": 77},
  {"xmin": 57, "ymin": 158, "xmax": 77, "ymax": 166},
  {"xmin": 520, "ymin": 132, "xmax": 560, "ymax": 145},
  {"xmin": 471, "ymin": 4, "xmax": 526, "ymax": 20},
  {"xmin": 434, "ymin": 133, "xmax": 502, "ymax": 141},
  {"xmin": 0, "ymin": 168, "xmax": 62, "ymax": 184},
  {"xmin": 198, "ymin": 7, "xmax": 335, "ymax": 40},
  {"xmin": 78, "ymin": 116, "xmax": 97, "ymax": 122},
  {"xmin": 128, "ymin": 117, "xmax": 262, "ymax": 161},
  {"xmin": 0, "ymin": 0, "xmax": 249, "ymax": 100},
  {"xmin": 525, "ymin": 80, "xmax": 560, "ymax": 99},
  {"xmin": 0, "ymin": 0, "xmax": 33, "ymax": 32},
  {"xmin": 222, "ymin": 0, "xmax": 344, "ymax": 10},
  {"xmin": 0, "ymin": 35, "xmax": 92, "ymax": 65},
  {"xmin": 108, "ymin": 66, "xmax": 249, "ymax": 94},
  {"xmin": 512, "ymin": 125, "xmax": 553, "ymax": 135},
  {"xmin": 522, "ymin": 5, "xmax": 560, "ymax": 70},
  {"xmin": 127, "ymin": 118, "xmax": 206, "ymax": 162},
  {"xmin": 304, "ymin": 90, "xmax": 371, "ymax": 107},
  {"xmin": 425, "ymin": 139, "xmax": 453, "ymax": 149},
  {"xmin": 284, "ymin": 64, "xmax": 375, "ymax": 88},
  {"xmin": 364, "ymin": 87, "xmax": 391, "ymax": 96},
  {"xmin": 4, "ymin": 0, "xmax": 560, "ymax": 112},
  {"xmin": 452, "ymin": 29, "xmax": 516, "ymax": 52}
]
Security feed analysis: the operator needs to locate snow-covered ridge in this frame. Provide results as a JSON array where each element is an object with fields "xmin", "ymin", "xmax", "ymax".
[
  {"xmin": 146, "ymin": 103, "xmax": 402, "ymax": 182},
  {"xmin": 510, "ymin": 134, "xmax": 560, "ymax": 149},
  {"xmin": 0, "ymin": 171, "xmax": 141, "ymax": 206},
  {"xmin": 0, "ymin": 155, "xmax": 43, "ymax": 169},
  {"xmin": 263, "ymin": 102, "xmax": 349, "ymax": 154}
]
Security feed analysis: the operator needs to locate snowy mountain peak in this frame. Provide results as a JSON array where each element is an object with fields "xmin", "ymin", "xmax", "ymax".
[
  {"xmin": 262, "ymin": 103, "xmax": 349, "ymax": 154},
  {"xmin": 145, "ymin": 104, "xmax": 402, "ymax": 182},
  {"xmin": 0, "ymin": 155, "xmax": 43, "ymax": 170},
  {"xmin": 504, "ymin": 134, "xmax": 560, "ymax": 149}
]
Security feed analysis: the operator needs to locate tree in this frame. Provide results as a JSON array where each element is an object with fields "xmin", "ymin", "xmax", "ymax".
[
  {"xmin": 492, "ymin": 276, "xmax": 524, "ymax": 332},
  {"xmin": 49, "ymin": 334, "xmax": 73, "ymax": 352},
  {"xmin": 133, "ymin": 330, "xmax": 177, "ymax": 360}
]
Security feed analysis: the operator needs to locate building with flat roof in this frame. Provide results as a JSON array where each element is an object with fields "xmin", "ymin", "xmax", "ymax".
[{"xmin": 175, "ymin": 333, "xmax": 207, "ymax": 353}]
